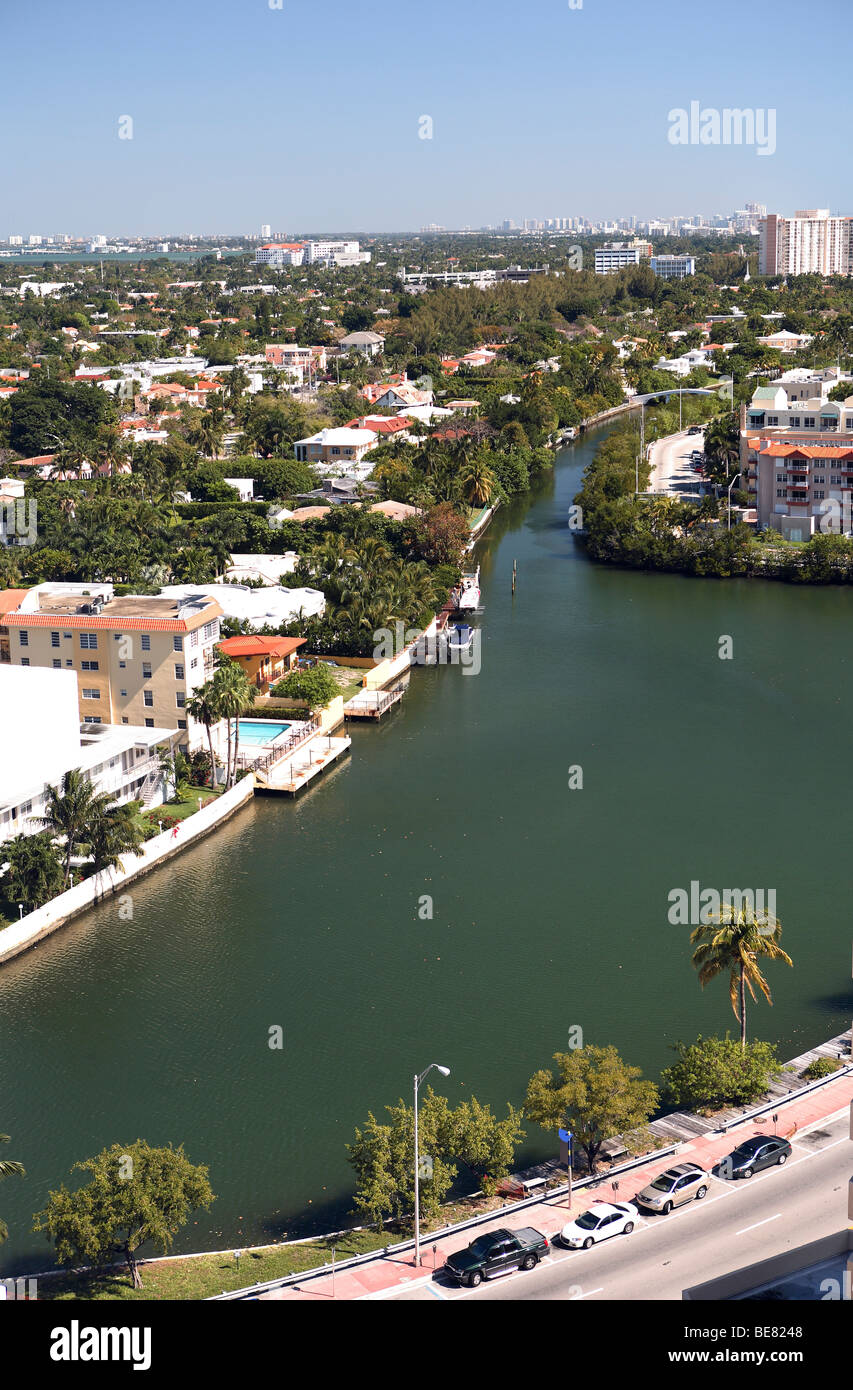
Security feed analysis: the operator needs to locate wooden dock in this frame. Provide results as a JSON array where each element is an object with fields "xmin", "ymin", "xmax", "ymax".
[
  {"xmin": 344, "ymin": 686, "xmax": 404, "ymax": 720},
  {"xmin": 254, "ymin": 733, "xmax": 351, "ymax": 795}
]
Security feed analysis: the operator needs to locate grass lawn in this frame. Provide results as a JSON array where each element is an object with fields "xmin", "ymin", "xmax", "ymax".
[
  {"xmin": 34, "ymin": 1228, "xmax": 394, "ymax": 1301},
  {"xmin": 138, "ymin": 789, "xmax": 221, "ymax": 832}
]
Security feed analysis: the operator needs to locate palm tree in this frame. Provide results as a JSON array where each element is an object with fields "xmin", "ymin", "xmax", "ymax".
[
  {"xmin": 461, "ymin": 456, "xmax": 497, "ymax": 508},
  {"xmin": 689, "ymin": 906, "xmax": 793, "ymax": 1048},
  {"xmin": 37, "ymin": 769, "xmax": 114, "ymax": 887},
  {"xmin": 186, "ymin": 681, "xmax": 222, "ymax": 788},
  {"xmin": 211, "ymin": 662, "xmax": 256, "ymax": 788},
  {"xmin": 87, "ymin": 803, "xmax": 145, "ymax": 881},
  {"xmin": 0, "ymin": 1133, "xmax": 25, "ymax": 1244}
]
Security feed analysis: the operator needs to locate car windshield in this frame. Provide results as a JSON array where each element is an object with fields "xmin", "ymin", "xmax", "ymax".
[
  {"xmin": 650, "ymin": 1175, "xmax": 675, "ymax": 1192},
  {"xmin": 733, "ymin": 1141, "xmax": 761, "ymax": 1158},
  {"xmin": 575, "ymin": 1211, "xmax": 600, "ymax": 1230},
  {"xmin": 469, "ymin": 1237, "xmax": 496, "ymax": 1258}
]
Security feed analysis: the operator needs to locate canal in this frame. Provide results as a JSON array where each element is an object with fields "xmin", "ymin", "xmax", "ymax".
[{"xmin": 2, "ymin": 424, "xmax": 852, "ymax": 1273}]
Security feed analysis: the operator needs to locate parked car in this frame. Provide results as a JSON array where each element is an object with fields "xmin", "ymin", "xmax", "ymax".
[
  {"xmin": 715, "ymin": 1135, "xmax": 792, "ymax": 1180},
  {"xmin": 635, "ymin": 1163, "xmax": 710, "ymax": 1214},
  {"xmin": 444, "ymin": 1227, "xmax": 549, "ymax": 1287},
  {"xmin": 560, "ymin": 1201, "xmax": 638, "ymax": 1249}
]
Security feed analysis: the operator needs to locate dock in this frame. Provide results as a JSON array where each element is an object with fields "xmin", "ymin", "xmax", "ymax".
[
  {"xmin": 254, "ymin": 732, "xmax": 351, "ymax": 795},
  {"xmin": 344, "ymin": 686, "xmax": 404, "ymax": 720}
]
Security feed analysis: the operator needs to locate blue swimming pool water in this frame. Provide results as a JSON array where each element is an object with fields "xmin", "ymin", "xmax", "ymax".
[{"xmin": 235, "ymin": 719, "xmax": 290, "ymax": 746}]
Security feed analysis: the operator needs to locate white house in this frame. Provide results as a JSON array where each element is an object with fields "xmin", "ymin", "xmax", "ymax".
[
  {"xmin": 0, "ymin": 666, "xmax": 174, "ymax": 846},
  {"xmin": 158, "ymin": 582, "xmax": 325, "ymax": 629},
  {"xmin": 293, "ymin": 427, "xmax": 378, "ymax": 468}
]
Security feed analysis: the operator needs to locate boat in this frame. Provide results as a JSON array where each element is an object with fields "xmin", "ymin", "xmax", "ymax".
[
  {"xmin": 445, "ymin": 623, "xmax": 475, "ymax": 658},
  {"xmin": 454, "ymin": 566, "xmax": 481, "ymax": 612}
]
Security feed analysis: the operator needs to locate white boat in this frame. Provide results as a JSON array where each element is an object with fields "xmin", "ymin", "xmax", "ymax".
[{"xmin": 455, "ymin": 566, "xmax": 481, "ymax": 612}]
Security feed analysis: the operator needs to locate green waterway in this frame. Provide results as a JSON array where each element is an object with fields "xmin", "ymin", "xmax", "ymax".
[{"xmin": 2, "ymin": 425, "xmax": 852, "ymax": 1274}]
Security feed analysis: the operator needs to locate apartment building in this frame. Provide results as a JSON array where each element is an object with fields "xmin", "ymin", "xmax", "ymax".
[
  {"xmin": 594, "ymin": 240, "xmax": 652, "ymax": 274},
  {"xmin": 254, "ymin": 242, "xmax": 306, "ymax": 267},
  {"xmin": 740, "ymin": 373, "xmax": 853, "ymax": 538},
  {"xmin": 759, "ymin": 210, "xmax": 853, "ymax": 276},
  {"xmin": 302, "ymin": 240, "xmax": 371, "ymax": 266},
  {"xmin": 0, "ymin": 665, "xmax": 174, "ymax": 844},
  {"xmin": 1, "ymin": 584, "xmax": 223, "ymax": 752},
  {"xmin": 649, "ymin": 255, "xmax": 695, "ymax": 279}
]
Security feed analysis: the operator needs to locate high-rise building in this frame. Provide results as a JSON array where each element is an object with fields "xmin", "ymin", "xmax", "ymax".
[
  {"xmin": 594, "ymin": 239, "xmax": 652, "ymax": 274},
  {"xmin": 759, "ymin": 210, "xmax": 853, "ymax": 276},
  {"xmin": 260, "ymin": 223, "xmax": 271, "ymax": 237}
]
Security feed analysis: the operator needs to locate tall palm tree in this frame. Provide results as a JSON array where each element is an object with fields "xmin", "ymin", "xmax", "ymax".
[
  {"xmin": 186, "ymin": 680, "xmax": 222, "ymax": 788},
  {"xmin": 37, "ymin": 769, "xmax": 114, "ymax": 887},
  {"xmin": 461, "ymin": 456, "xmax": 497, "ymax": 508},
  {"xmin": 689, "ymin": 906, "xmax": 793, "ymax": 1048},
  {"xmin": 211, "ymin": 662, "xmax": 256, "ymax": 788},
  {"xmin": 0, "ymin": 1133, "xmax": 25, "ymax": 1244}
]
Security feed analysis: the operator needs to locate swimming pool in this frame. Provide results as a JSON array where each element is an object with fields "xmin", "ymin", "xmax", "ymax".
[{"xmin": 234, "ymin": 719, "xmax": 290, "ymax": 746}]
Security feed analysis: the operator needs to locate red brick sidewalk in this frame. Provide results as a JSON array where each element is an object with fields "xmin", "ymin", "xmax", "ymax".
[{"xmin": 259, "ymin": 1069, "xmax": 853, "ymax": 1301}]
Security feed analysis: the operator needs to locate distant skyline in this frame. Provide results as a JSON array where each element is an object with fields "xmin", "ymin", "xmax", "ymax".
[{"xmin": 3, "ymin": 0, "xmax": 849, "ymax": 235}]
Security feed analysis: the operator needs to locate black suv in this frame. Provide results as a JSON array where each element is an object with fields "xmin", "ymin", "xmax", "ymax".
[{"xmin": 716, "ymin": 1134, "xmax": 792, "ymax": 1180}]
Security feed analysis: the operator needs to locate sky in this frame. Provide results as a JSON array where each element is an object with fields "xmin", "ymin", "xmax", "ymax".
[{"xmin": 2, "ymin": 0, "xmax": 850, "ymax": 237}]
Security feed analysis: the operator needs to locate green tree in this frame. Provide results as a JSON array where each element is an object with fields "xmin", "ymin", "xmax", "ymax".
[
  {"xmin": 87, "ymin": 802, "xmax": 145, "ymax": 880},
  {"xmin": 186, "ymin": 681, "xmax": 222, "ymax": 788},
  {"xmin": 33, "ymin": 1140, "xmax": 214, "ymax": 1289},
  {"xmin": 36, "ymin": 770, "xmax": 114, "ymax": 887},
  {"xmin": 0, "ymin": 1132, "xmax": 25, "ymax": 1244},
  {"xmin": 2, "ymin": 831, "xmax": 65, "ymax": 909},
  {"xmin": 272, "ymin": 663, "xmax": 338, "ymax": 711},
  {"xmin": 347, "ymin": 1089, "xmax": 457, "ymax": 1232},
  {"xmin": 689, "ymin": 906, "xmax": 793, "ymax": 1047},
  {"xmin": 451, "ymin": 1097, "xmax": 525, "ymax": 1196},
  {"xmin": 524, "ymin": 1044, "xmax": 659, "ymax": 1173},
  {"xmin": 660, "ymin": 1035, "xmax": 783, "ymax": 1113},
  {"xmin": 211, "ymin": 659, "xmax": 256, "ymax": 787}
]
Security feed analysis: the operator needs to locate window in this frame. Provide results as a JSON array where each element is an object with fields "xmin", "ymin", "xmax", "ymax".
[
  {"xmin": 141, "ymin": 634, "xmax": 150, "ymax": 651},
  {"xmin": 789, "ymin": 417, "xmax": 800, "ymax": 427},
  {"xmin": 83, "ymin": 715, "xmax": 102, "ymax": 724},
  {"xmin": 81, "ymin": 660, "xmax": 99, "ymax": 671},
  {"xmin": 142, "ymin": 662, "xmax": 152, "ymax": 679},
  {"xmin": 767, "ymin": 415, "xmax": 778, "ymax": 425},
  {"xmin": 175, "ymin": 664, "xmax": 184, "ymax": 680},
  {"xmin": 19, "ymin": 630, "xmax": 28, "ymax": 646},
  {"xmin": 120, "ymin": 688, "xmax": 127, "ymax": 697},
  {"xmin": 64, "ymin": 632, "xmax": 72, "ymax": 640},
  {"xmin": 82, "ymin": 688, "xmax": 100, "ymax": 700},
  {"xmin": 80, "ymin": 633, "xmax": 98, "ymax": 649},
  {"xmin": 114, "ymin": 633, "xmax": 122, "ymax": 641},
  {"xmin": 203, "ymin": 620, "xmax": 218, "ymax": 641},
  {"xmin": 776, "ymin": 489, "xmax": 784, "ymax": 498},
  {"xmin": 190, "ymin": 630, "xmax": 199, "ymax": 647},
  {"xmin": 145, "ymin": 718, "xmax": 154, "ymax": 728},
  {"xmin": 173, "ymin": 635, "xmax": 182, "ymax": 652},
  {"xmin": 143, "ymin": 691, "xmax": 153, "ymax": 707},
  {"xmin": 20, "ymin": 657, "xmax": 29, "ymax": 666},
  {"xmin": 177, "ymin": 719, "xmax": 187, "ymax": 730},
  {"xmin": 176, "ymin": 692, "xmax": 186, "ymax": 709},
  {"xmin": 815, "ymin": 490, "xmax": 825, "ymax": 499},
  {"xmin": 121, "ymin": 717, "xmax": 129, "ymax": 724},
  {"xmin": 803, "ymin": 417, "xmax": 815, "ymax": 428},
  {"xmin": 119, "ymin": 661, "xmax": 126, "ymax": 669},
  {"xmin": 65, "ymin": 659, "xmax": 73, "ymax": 667},
  {"xmin": 51, "ymin": 631, "xmax": 60, "ymax": 647}
]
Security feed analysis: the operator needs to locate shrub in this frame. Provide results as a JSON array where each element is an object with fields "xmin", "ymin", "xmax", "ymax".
[
  {"xmin": 801, "ymin": 1056, "xmax": 841, "ymax": 1081},
  {"xmin": 271, "ymin": 663, "xmax": 339, "ymax": 710},
  {"xmin": 660, "ymin": 1035, "xmax": 783, "ymax": 1114}
]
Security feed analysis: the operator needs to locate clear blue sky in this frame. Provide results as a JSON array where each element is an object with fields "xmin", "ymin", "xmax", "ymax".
[{"xmin": 3, "ymin": 0, "xmax": 848, "ymax": 236}]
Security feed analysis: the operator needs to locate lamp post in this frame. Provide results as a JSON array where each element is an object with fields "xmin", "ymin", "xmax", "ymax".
[
  {"xmin": 727, "ymin": 471, "xmax": 741, "ymax": 530},
  {"xmin": 414, "ymin": 1062, "xmax": 450, "ymax": 1267}
]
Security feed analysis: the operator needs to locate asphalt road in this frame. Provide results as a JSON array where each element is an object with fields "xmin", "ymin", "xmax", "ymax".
[
  {"xmin": 386, "ymin": 1113, "xmax": 850, "ymax": 1302},
  {"xmin": 648, "ymin": 427, "xmax": 705, "ymax": 498}
]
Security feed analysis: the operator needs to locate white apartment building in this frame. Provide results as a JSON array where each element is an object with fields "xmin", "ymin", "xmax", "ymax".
[
  {"xmin": 594, "ymin": 240, "xmax": 652, "ymax": 274},
  {"xmin": 759, "ymin": 210, "xmax": 853, "ymax": 276},
  {"xmin": 254, "ymin": 242, "xmax": 306, "ymax": 267},
  {"xmin": 0, "ymin": 666, "xmax": 174, "ymax": 844},
  {"xmin": 303, "ymin": 240, "xmax": 371, "ymax": 266},
  {"xmin": 650, "ymin": 255, "xmax": 695, "ymax": 279}
]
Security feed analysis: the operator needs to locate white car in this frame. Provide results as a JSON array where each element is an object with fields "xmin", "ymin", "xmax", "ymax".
[{"xmin": 560, "ymin": 1201, "xmax": 639, "ymax": 1250}]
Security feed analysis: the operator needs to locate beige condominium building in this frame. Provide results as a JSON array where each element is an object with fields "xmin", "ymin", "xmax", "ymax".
[
  {"xmin": 2, "ymin": 583, "xmax": 223, "ymax": 753},
  {"xmin": 759, "ymin": 210, "xmax": 853, "ymax": 277},
  {"xmin": 740, "ymin": 371, "xmax": 853, "ymax": 539}
]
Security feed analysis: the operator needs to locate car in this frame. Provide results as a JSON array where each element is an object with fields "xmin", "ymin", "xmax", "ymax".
[
  {"xmin": 690, "ymin": 450, "xmax": 704, "ymax": 462},
  {"xmin": 560, "ymin": 1201, "xmax": 638, "ymax": 1249},
  {"xmin": 715, "ymin": 1134, "xmax": 792, "ymax": 1180},
  {"xmin": 687, "ymin": 425, "xmax": 702, "ymax": 435},
  {"xmin": 444, "ymin": 1226, "xmax": 549, "ymax": 1287},
  {"xmin": 635, "ymin": 1162, "xmax": 710, "ymax": 1214}
]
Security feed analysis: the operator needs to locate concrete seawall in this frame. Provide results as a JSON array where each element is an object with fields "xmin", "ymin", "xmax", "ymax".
[{"xmin": 0, "ymin": 776, "xmax": 256, "ymax": 967}]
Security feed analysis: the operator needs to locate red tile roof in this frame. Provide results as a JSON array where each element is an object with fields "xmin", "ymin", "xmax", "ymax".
[{"xmin": 219, "ymin": 635, "xmax": 306, "ymax": 658}]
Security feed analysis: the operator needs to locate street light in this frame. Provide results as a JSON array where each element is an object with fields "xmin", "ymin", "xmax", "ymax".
[
  {"xmin": 414, "ymin": 1062, "xmax": 450, "ymax": 1267},
  {"xmin": 727, "ymin": 471, "xmax": 741, "ymax": 530}
]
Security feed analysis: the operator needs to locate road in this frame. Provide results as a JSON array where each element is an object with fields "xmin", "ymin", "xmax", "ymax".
[
  {"xmin": 648, "ymin": 427, "xmax": 705, "ymax": 498},
  {"xmin": 383, "ymin": 1112, "xmax": 850, "ymax": 1301}
]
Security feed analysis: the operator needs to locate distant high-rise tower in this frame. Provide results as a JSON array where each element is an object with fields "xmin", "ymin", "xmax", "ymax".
[{"xmin": 260, "ymin": 224, "xmax": 271, "ymax": 238}]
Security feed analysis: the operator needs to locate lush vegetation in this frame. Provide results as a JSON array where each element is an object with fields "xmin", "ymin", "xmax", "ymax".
[
  {"xmin": 660, "ymin": 1036, "xmax": 783, "ymax": 1114},
  {"xmin": 524, "ymin": 1044, "xmax": 659, "ymax": 1173}
]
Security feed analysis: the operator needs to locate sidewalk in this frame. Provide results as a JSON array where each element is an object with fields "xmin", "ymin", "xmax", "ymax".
[{"xmin": 259, "ymin": 1063, "xmax": 853, "ymax": 1301}]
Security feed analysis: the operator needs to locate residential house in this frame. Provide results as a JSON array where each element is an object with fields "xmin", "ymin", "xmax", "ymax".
[{"xmin": 216, "ymin": 635, "xmax": 306, "ymax": 695}]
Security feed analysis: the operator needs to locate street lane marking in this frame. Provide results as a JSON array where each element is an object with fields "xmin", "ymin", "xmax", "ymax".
[
  {"xmin": 573, "ymin": 1286, "xmax": 604, "ymax": 1299},
  {"xmin": 736, "ymin": 1213, "xmax": 782, "ymax": 1236}
]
